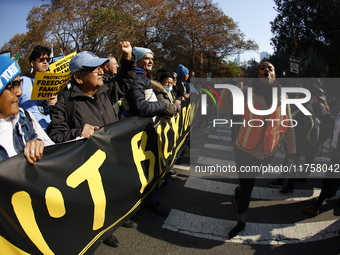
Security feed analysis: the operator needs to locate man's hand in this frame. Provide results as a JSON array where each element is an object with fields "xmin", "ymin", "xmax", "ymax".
[
  {"xmin": 81, "ymin": 124, "xmax": 99, "ymax": 139},
  {"xmin": 119, "ymin": 41, "xmax": 133, "ymax": 60},
  {"xmin": 174, "ymin": 99, "xmax": 181, "ymax": 105},
  {"xmin": 48, "ymin": 96, "xmax": 58, "ymax": 106},
  {"xmin": 24, "ymin": 139, "xmax": 44, "ymax": 165}
]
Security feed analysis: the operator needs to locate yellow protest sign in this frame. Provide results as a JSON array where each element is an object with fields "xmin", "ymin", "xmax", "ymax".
[
  {"xmin": 30, "ymin": 72, "xmax": 71, "ymax": 100},
  {"xmin": 49, "ymin": 52, "xmax": 76, "ymax": 73},
  {"xmin": 30, "ymin": 52, "xmax": 76, "ymax": 100}
]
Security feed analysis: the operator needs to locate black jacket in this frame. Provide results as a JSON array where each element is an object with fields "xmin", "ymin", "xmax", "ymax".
[
  {"xmin": 125, "ymin": 68, "xmax": 166, "ymax": 117},
  {"xmin": 103, "ymin": 56, "xmax": 136, "ymax": 104},
  {"xmin": 47, "ymin": 85, "xmax": 116, "ymax": 143},
  {"xmin": 48, "ymin": 56, "xmax": 136, "ymax": 143}
]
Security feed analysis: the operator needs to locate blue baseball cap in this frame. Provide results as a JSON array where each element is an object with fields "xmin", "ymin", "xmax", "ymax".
[
  {"xmin": 0, "ymin": 55, "xmax": 21, "ymax": 95},
  {"xmin": 70, "ymin": 51, "xmax": 109, "ymax": 74}
]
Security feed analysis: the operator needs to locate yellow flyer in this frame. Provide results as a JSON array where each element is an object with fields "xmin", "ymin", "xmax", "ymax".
[
  {"xmin": 49, "ymin": 51, "xmax": 77, "ymax": 73},
  {"xmin": 30, "ymin": 72, "xmax": 71, "ymax": 100},
  {"xmin": 30, "ymin": 52, "xmax": 77, "ymax": 100}
]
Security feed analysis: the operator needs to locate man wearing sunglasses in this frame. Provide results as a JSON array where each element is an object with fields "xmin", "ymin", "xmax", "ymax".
[
  {"xmin": 19, "ymin": 45, "xmax": 57, "ymax": 131},
  {"xmin": 0, "ymin": 55, "xmax": 53, "ymax": 164}
]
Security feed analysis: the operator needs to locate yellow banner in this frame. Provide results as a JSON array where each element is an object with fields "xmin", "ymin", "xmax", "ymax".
[
  {"xmin": 49, "ymin": 52, "xmax": 76, "ymax": 73},
  {"xmin": 30, "ymin": 72, "xmax": 71, "ymax": 100}
]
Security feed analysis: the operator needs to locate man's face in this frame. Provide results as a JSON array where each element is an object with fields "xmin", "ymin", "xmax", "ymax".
[
  {"xmin": 258, "ymin": 62, "xmax": 276, "ymax": 84},
  {"xmin": 105, "ymin": 57, "xmax": 119, "ymax": 76},
  {"xmin": 0, "ymin": 76, "xmax": 22, "ymax": 119},
  {"xmin": 136, "ymin": 53, "xmax": 154, "ymax": 72},
  {"xmin": 30, "ymin": 54, "xmax": 50, "ymax": 73},
  {"xmin": 76, "ymin": 66, "xmax": 105, "ymax": 89}
]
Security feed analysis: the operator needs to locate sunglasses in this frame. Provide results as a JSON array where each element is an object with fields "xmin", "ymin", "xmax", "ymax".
[
  {"xmin": 5, "ymin": 79, "xmax": 23, "ymax": 95},
  {"xmin": 36, "ymin": 57, "xmax": 51, "ymax": 63}
]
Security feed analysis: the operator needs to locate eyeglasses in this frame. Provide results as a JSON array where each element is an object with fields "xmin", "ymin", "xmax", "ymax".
[
  {"xmin": 36, "ymin": 57, "xmax": 51, "ymax": 63},
  {"xmin": 5, "ymin": 79, "xmax": 23, "ymax": 95}
]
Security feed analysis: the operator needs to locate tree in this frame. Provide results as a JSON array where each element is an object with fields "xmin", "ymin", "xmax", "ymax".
[
  {"xmin": 1, "ymin": 0, "xmax": 258, "ymax": 77},
  {"xmin": 240, "ymin": 59, "xmax": 259, "ymax": 78},
  {"xmin": 271, "ymin": 0, "xmax": 340, "ymax": 77}
]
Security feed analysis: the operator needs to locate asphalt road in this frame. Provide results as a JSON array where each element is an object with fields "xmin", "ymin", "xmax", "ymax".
[{"xmin": 94, "ymin": 125, "xmax": 340, "ymax": 255}]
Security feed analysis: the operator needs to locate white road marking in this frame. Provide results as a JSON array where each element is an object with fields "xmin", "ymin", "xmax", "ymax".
[
  {"xmin": 184, "ymin": 176, "xmax": 340, "ymax": 201},
  {"xmin": 162, "ymin": 209, "xmax": 340, "ymax": 245},
  {"xmin": 172, "ymin": 164, "xmax": 190, "ymax": 171}
]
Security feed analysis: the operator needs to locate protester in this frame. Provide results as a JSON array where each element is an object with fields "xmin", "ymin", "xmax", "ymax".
[
  {"xmin": 102, "ymin": 49, "xmax": 136, "ymax": 119},
  {"xmin": 302, "ymin": 111, "xmax": 340, "ymax": 216},
  {"xmin": 47, "ymin": 41, "xmax": 135, "ymax": 143},
  {"xmin": 47, "ymin": 42, "xmax": 136, "ymax": 248},
  {"xmin": 269, "ymin": 92, "xmax": 317, "ymax": 194},
  {"xmin": 124, "ymin": 47, "xmax": 171, "ymax": 118},
  {"xmin": 19, "ymin": 45, "xmax": 57, "ymax": 131},
  {"xmin": 0, "ymin": 55, "xmax": 53, "ymax": 164},
  {"xmin": 229, "ymin": 61, "xmax": 296, "ymax": 238},
  {"xmin": 311, "ymin": 87, "xmax": 333, "ymax": 151},
  {"xmin": 154, "ymin": 68, "xmax": 167, "ymax": 82},
  {"xmin": 312, "ymin": 87, "xmax": 330, "ymax": 121},
  {"xmin": 188, "ymin": 70, "xmax": 195, "ymax": 83},
  {"xmin": 124, "ymin": 46, "xmax": 171, "ymax": 216},
  {"xmin": 152, "ymin": 71, "xmax": 181, "ymax": 118},
  {"xmin": 172, "ymin": 71, "xmax": 183, "ymax": 101},
  {"xmin": 174, "ymin": 64, "xmax": 191, "ymax": 99}
]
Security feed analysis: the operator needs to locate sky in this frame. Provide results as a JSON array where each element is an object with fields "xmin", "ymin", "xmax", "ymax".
[{"xmin": 0, "ymin": 0, "xmax": 277, "ymax": 63}]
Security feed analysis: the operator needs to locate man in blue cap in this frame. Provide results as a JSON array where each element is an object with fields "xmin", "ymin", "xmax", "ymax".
[
  {"xmin": 47, "ymin": 43, "xmax": 137, "ymax": 248},
  {"xmin": 47, "ymin": 51, "xmax": 113, "ymax": 142}
]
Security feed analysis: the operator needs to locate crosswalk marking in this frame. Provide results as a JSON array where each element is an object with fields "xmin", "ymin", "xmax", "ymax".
[
  {"xmin": 184, "ymin": 176, "xmax": 340, "ymax": 201},
  {"xmin": 174, "ymin": 125, "xmax": 340, "ymax": 246},
  {"xmin": 162, "ymin": 209, "xmax": 340, "ymax": 245},
  {"xmin": 172, "ymin": 164, "xmax": 190, "ymax": 171}
]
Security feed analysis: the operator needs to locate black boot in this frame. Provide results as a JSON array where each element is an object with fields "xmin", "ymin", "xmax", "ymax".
[
  {"xmin": 229, "ymin": 221, "xmax": 246, "ymax": 238},
  {"xmin": 103, "ymin": 235, "xmax": 120, "ymax": 247}
]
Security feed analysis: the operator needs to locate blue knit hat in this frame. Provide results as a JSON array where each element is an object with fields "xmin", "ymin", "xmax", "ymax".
[
  {"xmin": 133, "ymin": 47, "xmax": 154, "ymax": 62},
  {"xmin": 177, "ymin": 64, "xmax": 189, "ymax": 77},
  {"xmin": 0, "ymin": 56, "xmax": 21, "ymax": 95}
]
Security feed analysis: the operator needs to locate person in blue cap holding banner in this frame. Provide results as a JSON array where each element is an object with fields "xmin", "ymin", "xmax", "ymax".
[{"xmin": 0, "ymin": 55, "xmax": 53, "ymax": 164}]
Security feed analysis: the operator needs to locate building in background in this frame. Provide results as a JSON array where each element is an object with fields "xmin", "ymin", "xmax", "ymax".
[
  {"xmin": 234, "ymin": 52, "xmax": 241, "ymax": 64},
  {"xmin": 260, "ymin": 51, "xmax": 270, "ymax": 61}
]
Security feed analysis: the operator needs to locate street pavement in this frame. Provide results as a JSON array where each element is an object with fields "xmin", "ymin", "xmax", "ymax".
[{"xmin": 94, "ymin": 124, "xmax": 340, "ymax": 255}]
